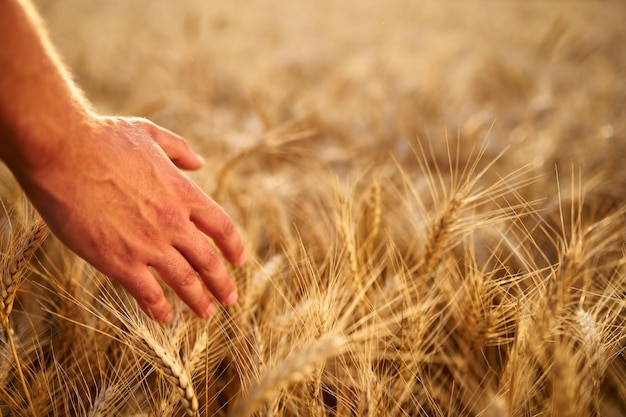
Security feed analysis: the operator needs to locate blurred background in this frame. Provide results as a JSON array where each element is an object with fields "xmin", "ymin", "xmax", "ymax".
[
  {"xmin": 33, "ymin": 0, "xmax": 626, "ymax": 208},
  {"xmin": 12, "ymin": 3, "xmax": 626, "ymax": 414}
]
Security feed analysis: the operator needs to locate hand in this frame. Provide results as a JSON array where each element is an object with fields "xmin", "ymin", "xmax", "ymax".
[{"xmin": 18, "ymin": 115, "xmax": 246, "ymax": 323}]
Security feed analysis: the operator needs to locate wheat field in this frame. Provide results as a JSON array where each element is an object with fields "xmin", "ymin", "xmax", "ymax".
[{"xmin": 1, "ymin": 1, "xmax": 626, "ymax": 416}]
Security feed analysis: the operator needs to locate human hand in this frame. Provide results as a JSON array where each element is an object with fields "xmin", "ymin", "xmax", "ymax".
[{"xmin": 17, "ymin": 115, "xmax": 246, "ymax": 323}]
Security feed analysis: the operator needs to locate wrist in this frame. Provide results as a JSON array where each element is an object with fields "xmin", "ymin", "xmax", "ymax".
[{"xmin": 0, "ymin": 105, "xmax": 94, "ymax": 179}]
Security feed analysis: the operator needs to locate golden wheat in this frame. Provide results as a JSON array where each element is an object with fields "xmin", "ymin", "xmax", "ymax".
[{"xmin": 0, "ymin": 0, "xmax": 625, "ymax": 416}]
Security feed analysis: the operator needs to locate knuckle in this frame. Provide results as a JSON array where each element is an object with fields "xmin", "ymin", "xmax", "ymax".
[
  {"xmin": 117, "ymin": 117, "xmax": 141, "ymax": 134},
  {"xmin": 139, "ymin": 229, "xmax": 160, "ymax": 247},
  {"xmin": 112, "ymin": 266, "xmax": 173, "ymax": 322},
  {"xmin": 169, "ymin": 174, "xmax": 200, "ymax": 204},
  {"xmin": 178, "ymin": 177, "xmax": 198, "ymax": 200},
  {"xmin": 108, "ymin": 244, "xmax": 140, "ymax": 273},
  {"xmin": 177, "ymin": 269, "xmax": 197, "ymax": 289},
  {"xmin": 202, "ymin": 249, "xmax": 221, "ymax": 273},
  {"xmin": 114, "ymin": 250, "xmax": 134, "ymax": 269},
  {"xmin": 158, "ymin": 204, "xmax": 184, "ymax": 228},
  {"xmin": 129, "ymin": 116, "xmax": 152, "ymax": 131},
  {"xmin": 140, "ymin": 285, "xmax": 165, "ymax": 306}
]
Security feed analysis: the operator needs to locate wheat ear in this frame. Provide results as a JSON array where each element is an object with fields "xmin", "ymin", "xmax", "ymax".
[
  {"xmin": 134, "ymin": 332, "xmax": 199, "ymax": 417},
  {"xmin": 231, "ymin": 334, "xmax": 347, "ymax": 417},
  {"xmin": 575, "ymin": 309, "xmax": 604, "ymax": 417},
  {"xmin": 420, "ymin": 192, "xmax": 465, "ymax": 278},
  {"xmin": 92, "ymin": 287, "xmax": 199, "ymax": 416},
  {"xmin": 1, "ymin": 219, "xmax": 49, "ymax": 317},
  {"xmin": 1, "ymin": 219, "xmax": 49, "ymax": 416},
  {"xmin": 359, "ymin": 177, "xmax": 381, "ymax": 263}
]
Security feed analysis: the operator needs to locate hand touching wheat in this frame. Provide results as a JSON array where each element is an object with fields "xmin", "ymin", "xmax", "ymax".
[
  {"xmin": 26, "ymin": 116, "xmax": 245, "ymax": 323},
  {"xmin": 0, "ymin": 0, "xmax": 245, "ymax": 323}
]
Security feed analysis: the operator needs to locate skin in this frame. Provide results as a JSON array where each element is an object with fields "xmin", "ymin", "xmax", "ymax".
[{"xmin": 0, "ymin": 0, "xmax": 246, "ymax": 323}]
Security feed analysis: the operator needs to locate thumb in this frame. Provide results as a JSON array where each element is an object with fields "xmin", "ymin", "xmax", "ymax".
[{"xmin": 143, "ymin": 120, "xmax": 205, "ymax": 170}]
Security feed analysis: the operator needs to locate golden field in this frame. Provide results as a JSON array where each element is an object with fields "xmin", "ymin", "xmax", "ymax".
[{"xmin": 1, "ymin": 0, "xmax": 626, "ymax": 416}]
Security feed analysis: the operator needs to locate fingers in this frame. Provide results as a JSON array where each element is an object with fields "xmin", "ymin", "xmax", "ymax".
[
  {"xmin": 135, "ymin": 117, "xmax": 246, "ymax": 267},
  {"xmin": 141, "ymin": 119, "xmax": 205, "ymax": 171},
  {"xmin": 173, "ymin": 226, "xmax": 239, "ymax": 307},
  {"xmin": 106, "ymin": 117, "xmax": 246, "ymax": 321},
  {"xmin": 116, "ymin": 268, "xmax": 174, "ymax": 323},
  {"xmin": 190, "ymin": 198, "xmax": 247, "ymax": 267},
  {"xmin": 154, "ymin": 193, "xmax": 243, "ymax": 316},
  {"xmin": 118, "ymin": 242, "xmax": 231, "ymax": 323},
  {"xmin": 166, "ymin": 176, "xmax": 246, "ymax": 268},
  {"xmin": 150, "ymin": 249, "xmax": 218, "ymax": 319}
]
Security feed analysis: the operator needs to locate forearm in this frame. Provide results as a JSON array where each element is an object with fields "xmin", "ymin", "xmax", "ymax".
[{"xmin": 0, "ymin": 0, "xmax": 91, "ymax": 176}]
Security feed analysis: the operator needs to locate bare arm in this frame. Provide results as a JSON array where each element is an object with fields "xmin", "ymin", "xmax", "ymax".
[{"xmin": 0, "ymin": 0, "xmax": 245, "ymax": 323}]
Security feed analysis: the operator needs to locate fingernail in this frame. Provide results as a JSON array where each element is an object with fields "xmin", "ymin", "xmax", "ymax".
[
  {"xmin": 196, "ymin": 154, "xmax": 206, "ymax": 165},
  {"xmin": 204, "ymin": 303, "xmax": 216, "ymax": 317},
  {"xmin": 225, "ymin": 291, "xmax": 238, "ymax": 307}
]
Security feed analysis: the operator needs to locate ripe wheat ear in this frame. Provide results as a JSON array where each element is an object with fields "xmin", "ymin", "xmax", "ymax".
[{"xmin": 1, "ymin": 217, "xmax": 49, "ymax": 417}]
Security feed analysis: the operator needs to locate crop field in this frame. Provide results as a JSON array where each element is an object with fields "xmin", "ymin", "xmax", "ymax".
[{"xmin": 1, "ymin": 0, "xmax": 626, "ymax": 416}]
